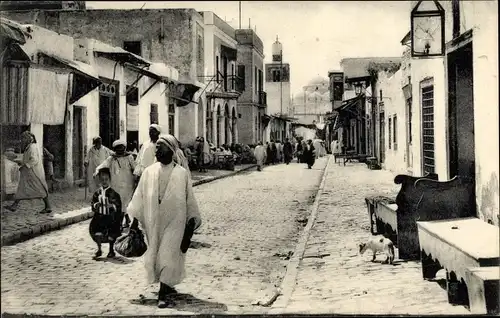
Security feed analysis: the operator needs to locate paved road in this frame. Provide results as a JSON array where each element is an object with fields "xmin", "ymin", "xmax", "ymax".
[
  {"xmin": 0, "ymin": 165, "xmax": 254, "ymax": 243},
  {"xmin": 276, "ymin": 159, "xmax": 471, "ymax": 315},
  {"xmin": 1, "ymin": 159, "xmax": 327, "ymax": 315}
]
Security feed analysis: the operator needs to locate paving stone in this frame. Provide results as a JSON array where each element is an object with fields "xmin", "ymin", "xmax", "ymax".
[{"xmin": 1, "ymin": 159, "xmax": 327, "ymax": 315}]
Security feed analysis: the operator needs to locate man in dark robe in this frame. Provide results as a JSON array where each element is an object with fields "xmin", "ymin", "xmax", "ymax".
[
  {"xmin": 265, "ymin": 142, "xmax": 272, "ymax": 165},
  {"xmin": 283, "ymin": 138, "xmax": 294, "ymax": 165},
  {"xmin": 270, "ymin": 141, "xmax": 278, "ymax": 164},
  {"xmin": 303, "ymin": 139, "xmax": 316, "ymax": 169}
]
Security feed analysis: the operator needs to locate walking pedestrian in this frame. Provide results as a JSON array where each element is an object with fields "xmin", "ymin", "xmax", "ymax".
[
  {"xmin": 85, "ymin": 136, "xmax": 112, "ymax": 194},
  {"xmin": 271, "ymin": 140, "xmax": 278, "ymax": 164},
  {"xmin": 283, "ymin": 138, "xmax": 293, "ymax": 165},
  {"xmin": 134, "ymin": 124, "xmax": 161, "ymax": 179},
  {"xmin": 303, "ymin": 139, "xmax": 316, "ymax": 169},
  {"xmin": 89, "ymin": 167, "xmax": 122, "ymax": 259},
  {"xmin": 4, "ymin": 131, "xmax": 52, "ymax": 213},
  {"xmin": 276, "ymin": 140, "xmax": 283, "ymax": 163},
  {"xmin": 95, "ymin": 140, "xmax": 136, "ymax": 229},
  {"xmin": 253, "ymin": 141, "xmax": 266, "ymax": 171},
  {"xmin": 127, "ymin": 134, "xmax": 202, "ymax": 308}
]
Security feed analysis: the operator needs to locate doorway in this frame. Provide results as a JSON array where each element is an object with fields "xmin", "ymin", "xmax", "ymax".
[
  {"xmin": 72, "ymin": 106, "xmax": 84, "ymax": 182},
  {"xmin": 43, "ymin": 124, "xmax": 65, "ymax": 179},
  {"xmin": 447, "ymin": 42, "xmax": 475, "ymax": 205},
  {"xmin": 99, "ymin": 79, "xmax": 119, "ymax": 149}
]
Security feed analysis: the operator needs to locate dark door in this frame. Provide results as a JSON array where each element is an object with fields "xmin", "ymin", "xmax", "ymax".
[
  {"xmin": 448, "ymin": 43, "xmax": 475, "ymax": 181},
  {"xmin": 72, "ymin": 106, "xmax": 84, "ymax": 181},
  {"xmin": 99, "ymin": 80, "xmax": 119, "ymax": 149},
  {"xmin": 379, "ymin": 112, "xmax": 385, "ymax": 163}
]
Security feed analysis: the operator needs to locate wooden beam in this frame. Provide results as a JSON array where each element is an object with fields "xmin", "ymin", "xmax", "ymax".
[{"xmin": 140, "ymin": 79, "xmax": 159, "ymax": 98}]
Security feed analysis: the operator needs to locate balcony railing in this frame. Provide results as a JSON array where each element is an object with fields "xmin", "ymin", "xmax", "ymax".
[
  {"xmin": 227, "ymin": 75, "xmax": 244, "ymax": 94},
  {"xmin": 258, "ymin": 91, "xmax": 267, "ymax": 106}
]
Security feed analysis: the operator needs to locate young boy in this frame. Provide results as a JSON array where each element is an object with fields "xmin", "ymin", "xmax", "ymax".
[{"xmin": 89, "ymin": 167, "xmax": 123, "ymax": 259}]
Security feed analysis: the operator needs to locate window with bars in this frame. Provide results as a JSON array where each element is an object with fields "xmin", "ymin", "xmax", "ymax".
[
  {"xmin": 388, "ymin": 116, "xmax": 392, "ymax": 150},
  {"xmin": 393, "ymin": 115, "xmax": 397, "ymax": 151},
  {"xmin": 421, "ymin": 84, "xmax": 435, "ymax": 174},
  {"xmin": 150, "ymin": 103, "xmax": 158, "ymax": 125},
  {"xmin": 168, "ymin": 102, "xmax": 175, "ymax": 136}
]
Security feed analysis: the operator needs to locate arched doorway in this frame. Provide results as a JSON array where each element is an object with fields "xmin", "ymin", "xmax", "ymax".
[
  {"xmin": 232, "ymin": 107, "xmax": 237, "ymax": 144},
  {"xmin": 206, "ymin": 99, "xmax": 212, "ymax": 143},
  {"xmin": 224, "ymin": 104, "xmax": 230, "ymax": 145},
  {"xmin": 216, "ymin": 104, "xmax": 221, "ymax": 146},
  {"xmin": 197, "ymin": 98, "xmax": 203, "ymax": 138}
]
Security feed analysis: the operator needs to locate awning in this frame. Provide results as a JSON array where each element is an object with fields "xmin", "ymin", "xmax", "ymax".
[
  {"xmin": 0, "ymin": 18, "xmax": 31, "ymax": 45},
  {"xmin": 171, "ymin": 82, "xmax": 201, "ymax": 107},
  {"xmin": 38, "ymin": 52, "xmax": 101, "ymax": 104},
  {"xmin": 1, "ymin": 43, "xmax": 31, "ymax": 64},
  {"xmin": 221, "ymin": 45, "xmax": 237, "ymax": 61},
  {"xmin": 125, "ymin": 63, "xmax": 174, "ymax": 83},
  {"xmin": 94, "ymin": 50, "xmax": 150, "ymax": 67}
]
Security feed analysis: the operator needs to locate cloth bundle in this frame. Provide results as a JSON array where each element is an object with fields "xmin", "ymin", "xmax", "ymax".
[{"xmin": 115, "ymin": 228, "xmax": 148, "ymax": 257}]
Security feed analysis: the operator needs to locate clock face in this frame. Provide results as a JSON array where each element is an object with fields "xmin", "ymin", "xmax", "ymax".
[{"xmin": 412, "ymin": 15, "xmax": 443, "ymax": 56}]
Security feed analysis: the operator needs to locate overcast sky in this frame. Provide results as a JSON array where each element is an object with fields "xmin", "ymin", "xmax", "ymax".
[{"xmin": 86, "ymin": 1, "xmax": 411, "ymax": 95}]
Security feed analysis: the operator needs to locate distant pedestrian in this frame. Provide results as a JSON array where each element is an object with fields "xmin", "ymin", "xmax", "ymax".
[
  {"xmin": 270, "ymin": 140, "xmax": 278, "ymax": 164},
  {"xmin": 303, "ymin": 139, "xmax": 316, "ymax": 169},
  {"xmin": 283, "ymin": 138, "xmax": 293, "ymax": 165},
  {"xmin": 43, "ymin": 147, "xmax": 55, "ymax": 192},
  {"xmin": 4, "ymin": 131, "xmax": 52, "ymax": 213},
  {"xmin": 276, "ymin": 140, "xmax": 283, "ymax": 163},
  {"xmin": 134, "ymin": 124, "xmax": 161, "ymax": 179},
  {"xmin": 254, "ymin": 141, "xmax": 266, "ymax": 171},
  {"xmin": 89, "ymin": 167, "xmax": 122, "ymax": 259},
  {"xmin": 127, "ymin": 133, "xmax": 202, "ymax": 308},
  {"xmin": 296, "ymin": 139, "xmax": 303, "ymax": 163},
  {"xmin": 95, "ymin": 140, "xmax": 136, "ymax": 228},
  {"xmin": 85, "ymin": 136, "xmax": 112, "ymax": 194}
]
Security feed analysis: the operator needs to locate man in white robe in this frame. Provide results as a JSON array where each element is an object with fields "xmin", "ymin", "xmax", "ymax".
[
  {"xmin": 127, "ymin": 134, "xmax": 201, "ymax": 308},
  {"xmin": 253, "ymin": 141, "xmax": 266, "ymax": 171},
  {"xmin": 134, "ymin": 124, "xmax": 161, "ymax": 179},
  {"xmin": 85, "ymin": 136, "xmax": 112, "ymax": 194}
]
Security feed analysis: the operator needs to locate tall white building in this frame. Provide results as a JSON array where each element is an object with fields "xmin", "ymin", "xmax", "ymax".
[{"xmin": 264, "ymin": 37, "xmax": 292, "ymax": 142}]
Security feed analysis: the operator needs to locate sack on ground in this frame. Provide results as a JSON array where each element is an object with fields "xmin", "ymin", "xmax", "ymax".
[{"xmin": 115, "ymin": 228, "xmax": 147, "ymax": 257}]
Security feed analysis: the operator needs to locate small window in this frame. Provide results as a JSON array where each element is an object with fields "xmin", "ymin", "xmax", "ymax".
[
  {"xmin": 393, "ymin": 115, "xmax": 398, "ymax": 151},
  {"xmin": 150, "ymin": 104, "xmax": 158, "ymax": 125},
  {"xmin": 272, "ymin": 70, "xmax": 281, "ymax": 82},
  {"xmin": 388, "ymin": 116, "xmax": 392, "ymax": 150},
  {"xmin": 168, "ymin": 102, "xmax": 175, "ymax": 135},
  {"xmin": 126, "ymin": 85, "xmax": 139, "ymax": 106},
  {"xmin": 237, "ymin": 65, "xmax": 246, "ymax": 88},
  {"xmin": 123, "ymin": 41, "xmax": 142, "ymax": 57}
]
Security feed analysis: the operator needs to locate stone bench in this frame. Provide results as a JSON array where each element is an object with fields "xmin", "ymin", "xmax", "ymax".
[
  {"xmin": 465, "ymin": 266, "xmax": 500, "ymax": 315},
  {"xmin": 417, "ymin": 217, "xmax": 499, "ymax": 310},
  {"xmin": 365, "ymin": 196, "xmax": 397, "ymax": 244},
  {"xmin": 393, "ymin": 174, "xmax": 474, "ymax": 260}
]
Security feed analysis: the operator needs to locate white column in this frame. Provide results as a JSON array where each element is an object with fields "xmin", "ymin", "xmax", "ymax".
[{"xmin": 212, "ymin": 100, "xmax": 217, "ymax": 145}]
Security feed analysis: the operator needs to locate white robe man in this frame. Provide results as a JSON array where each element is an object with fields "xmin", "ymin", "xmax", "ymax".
[
  {"xmin": 253, "ymin": 141, "xmax": 266, "ymax": 171},
  {"xmin": 128, "ymin": 134, "xmax": 202, "ymax": 308},
  {"xmin": 134, "ymin": 124, "xmax": 161, "ymax": 179}
]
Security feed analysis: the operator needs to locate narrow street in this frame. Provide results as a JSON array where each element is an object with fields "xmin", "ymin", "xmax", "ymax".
[
  {"xmin": 274, "ymin": 158, "xmax": 471, "ymax": 315},
  {"xmin": 1, "ymin": 158, "xmax": 327, "ymax": 316}
]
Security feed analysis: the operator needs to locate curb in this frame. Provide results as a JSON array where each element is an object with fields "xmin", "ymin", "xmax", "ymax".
[
  {"xmin": 267, "ymin": 155, "xmax": 332, "ymax": 313},
  {"xmin": 1, "ymin": 164, "xmax": 257, "ymax": 247}
]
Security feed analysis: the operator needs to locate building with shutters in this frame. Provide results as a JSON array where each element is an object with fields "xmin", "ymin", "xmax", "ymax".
[
  {"xmin": 201, "ymin": 11, "xmax": 243, "ymax": 147},
  {"xmin": 234, "ymin": 28, "xmax": 266, "ymax": 145}
]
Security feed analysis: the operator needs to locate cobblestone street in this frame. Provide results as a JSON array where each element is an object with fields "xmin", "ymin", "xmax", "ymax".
[
  {"xmin": 0, "ymin": 165, "xmax": 255, "ymax": 245},
  {"xmin": 274, "ymin": 158, "xmax": 472, "ymax": 315},
  {"xmin": 1, "ymin": 159, "xmax": 327, "ymax": 315}
]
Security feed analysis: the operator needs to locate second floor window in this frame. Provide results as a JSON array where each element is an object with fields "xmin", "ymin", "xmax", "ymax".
[
  {"xmin": 150, "ymin": 104, "xmax": 158, "ymax": 125},
  {"xmin": 123, "ymin": 41, "xmax": 142, "ymax": 56},
  {"xmin": 272, "ymin": 70, "xmax": 281, "ymax": 82}
]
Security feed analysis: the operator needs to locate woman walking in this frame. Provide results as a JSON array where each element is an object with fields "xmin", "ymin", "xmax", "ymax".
[{"xmin": 4, "ymin": 131, "xmax": 52, "ymax": 213}]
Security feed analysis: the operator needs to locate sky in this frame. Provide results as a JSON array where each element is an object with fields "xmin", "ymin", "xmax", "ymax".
[{"xmin": 86, "ymin": 1, "xmax": 411, "ymax": 95}]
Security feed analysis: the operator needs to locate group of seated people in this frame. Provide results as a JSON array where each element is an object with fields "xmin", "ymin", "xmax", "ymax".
[{"xmin": 183, "ymin": 141, "xmax": 256, "ymax": 171}]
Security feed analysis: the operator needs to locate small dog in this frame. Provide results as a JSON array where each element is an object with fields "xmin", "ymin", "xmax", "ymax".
[{"xmin": 359, "ymin": 235, "xmax": 395, "ymax": 265}]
